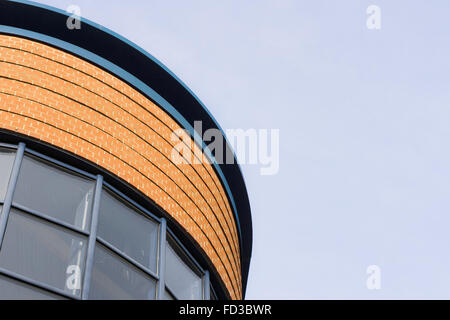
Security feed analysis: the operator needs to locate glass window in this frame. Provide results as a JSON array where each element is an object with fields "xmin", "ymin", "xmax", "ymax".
[
  {"xmin": 13, "ymin": 155, "xmax": 95, "ymax": 231},
  {"xmin": 0, "ymin": 209, "xmax": 87, "ymax": 297},
  {"xmin": 89, "ymin": 244, "xmax": 156, "ymax": 300},
  {"xmin": 162, "ymin": 288, "xmax": 175, "ymax": 300},
  {"xmin": 165, "ymin": 241, "xmax": 203, "ymax": 300},
  {"xmin": 0, "ymin": 275, "xmax": 63, "ymax": 300},
  {"xmin": 0, "ymin": 148, "xmax": 15, "ymax": 202},
  {"xmin": 97, "ymin": 190, "xmax": 159, "ymax": 272}
]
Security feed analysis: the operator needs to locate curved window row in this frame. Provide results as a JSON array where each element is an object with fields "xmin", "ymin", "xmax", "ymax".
[{"xmin": 0, "ymin": 143, "xmax": 215, "ymax": 300}]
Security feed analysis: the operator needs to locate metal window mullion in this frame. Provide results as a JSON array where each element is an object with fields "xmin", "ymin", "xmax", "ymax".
[
  {"xmin": 156, "ymin": 218, "xmax": 167, "ymax": 300},
  {"xmin": 0, "ymin": 142, "xmax": 25, "ymax": 249},
  {"xmin": 10, "ymin": 202, "xmax": 90, "ymax": 236},
  {"xmin": 165, "ymin": 285, "xmax": 178, "ymax": 300},
  {"xmin": 96, "ymin": 236, "xmax": 159, "ymax": 280},
  {"xmin": 204, "ymin": 270, "xmax": 210, "ymax": 300},
  {"xmin": 167, "ymin": 228, "xmax": 204, "ymax": 273},
  {"xmin": 0, "ymin": 267, "xmax": 79, "ymax": 300},
  {"xmin": 81, "ymin": 174, "xmax": 103, "ymax": 300}
]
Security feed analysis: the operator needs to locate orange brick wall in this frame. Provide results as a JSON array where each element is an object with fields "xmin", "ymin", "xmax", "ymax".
[{"xmin": 0, "ymin": 34, "xmax": 241, "ymax": 299}]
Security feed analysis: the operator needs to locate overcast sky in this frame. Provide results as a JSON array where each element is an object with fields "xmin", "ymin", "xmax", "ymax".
[{"xmin": 34, "ymin": 0, "xmax": 450, "ymax": 299}]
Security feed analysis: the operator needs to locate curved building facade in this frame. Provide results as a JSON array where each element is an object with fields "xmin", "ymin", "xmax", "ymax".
[{"xmin": 0, "ymin": 0, "xmax": 252, "ymax": 300}]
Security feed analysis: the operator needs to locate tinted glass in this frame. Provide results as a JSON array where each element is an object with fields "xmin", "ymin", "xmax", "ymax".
[
  {"xmin": 0, "ymin": 148, "xmax": 15, "ymax": 202},
  {"xmin": 0, "ymin": 275, "xmax": 63, "ymax": 300},
  {"xmin": 13, "ymin": 155, "xmax": 94, "ymax": 231},
  {"xmin": 165, "ymin": 242, "xmax": 203, "ymax": 300},
  {"xmin": 98, "ymin": 190, "xmax": 159, "ymax": 272},
  {"xmin": 90, "ymin": 244, "xmax": 156, "ymax": 300},
  {"xmin": 162, "ymin": 288, "xmax": 175, "ymax": 300},
  {"xmin": 0, "ymin": 209, "xmax": 87, "ymax": 297}
]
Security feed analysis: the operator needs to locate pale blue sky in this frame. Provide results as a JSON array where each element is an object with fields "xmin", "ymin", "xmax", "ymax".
[{"xmin": 35, "ymin": 0, "xmax": 450, "ymax": 299}]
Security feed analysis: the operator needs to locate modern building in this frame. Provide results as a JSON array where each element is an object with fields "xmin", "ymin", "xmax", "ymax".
[{"xmin": 0, "ymin": 0, "xmax": 251, "ymax": 300}]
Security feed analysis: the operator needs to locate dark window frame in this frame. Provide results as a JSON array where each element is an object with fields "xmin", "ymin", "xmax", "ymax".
[{"xmin": 0, "ymin": 141, "xmax": 212, "ymax": 300}]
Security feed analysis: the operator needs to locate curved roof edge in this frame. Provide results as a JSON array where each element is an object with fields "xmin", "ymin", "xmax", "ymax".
[{"xmin": 1, "ymin": 0, "xmax": 252, "ymax": 295}]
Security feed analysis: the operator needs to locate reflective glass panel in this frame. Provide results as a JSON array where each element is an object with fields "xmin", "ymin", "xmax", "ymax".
[
  {"xmin": 0, "ymin": 148, "xmax": 15, "ymax": 202},
  {"xmin": 89, "ymin": 244, "xmax": 156, "ymax": 300},
  {"xmin": 0, "ymin": 209, "xmax": 87, "ymax": 297},
  {"xmin": 165, "ymin": 241, "xmax": 203, "ymax": 300},
  {"xmin": 98, "ymin": 190, "xmax": 159, "ymax": 272},
  {"xmin": 0, "ymin": 275, "xmax": 63, "ymax": 300},
  {"xmin": 13, "ymin": 155, "xmax": 95, "ymax": 231},
  {"xmin": 162, "ymin": 288, "xmax": 175, "ymax": 300}
]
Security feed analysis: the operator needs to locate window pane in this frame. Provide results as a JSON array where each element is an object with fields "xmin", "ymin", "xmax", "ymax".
[
  {"xmin": 90, "ymin": 244, "xmax": 156, "ymax": 300},
  {"xmin": 0, "ymin": 148, "xmax": 15, "ymax": 202},
  {"xmin": 165, "ymin": 242, "xmax": 203, "ymax": 300},
  {"xmin": 162, "ymin": 288, "xmax": 175, "ymax": 300},
  {"xmin": 0, "ymin": 275, "xmax": 63, "ymax": 300},
  {"xmin": 98, "ymin": 190, "xmax": 159, "ymax": 272},
  {"xmin": 13, "ymin": 155, "xmax": 95, "ymax": 231},
  {"xmin": 0, "ymin": 209, "xmax": 87, "ymax": 297}
]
